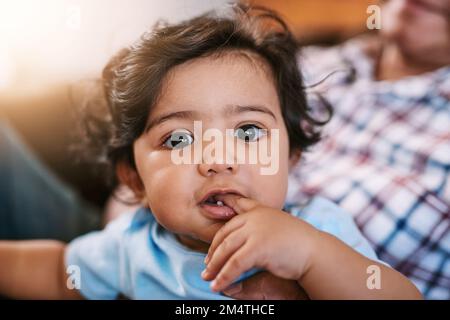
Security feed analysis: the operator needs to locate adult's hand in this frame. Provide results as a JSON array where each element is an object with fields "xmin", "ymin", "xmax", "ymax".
[{"xmin": 222, "ymin": 271, "xmax": 309, "ymax": 300}]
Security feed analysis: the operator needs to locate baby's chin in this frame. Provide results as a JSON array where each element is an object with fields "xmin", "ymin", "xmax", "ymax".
[
  {"xmin": 176, "ymin": 234, "xmax": 210, "ymax": 253},
  {"xmin": 194, "ymin": 224, "xmax": 223, "ymax": 245},
  {"xmin": 175, "ymin": 223, "xmax": 225, "ymax": 252}
]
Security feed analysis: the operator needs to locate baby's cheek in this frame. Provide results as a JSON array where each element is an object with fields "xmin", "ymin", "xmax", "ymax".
[
  {"xmin": 145, "ymin": 168, "xmax": 194, "ymax": 229},
  {"xmin": 252, "ymin": 168, "xmax": 288, "ymax": 209},
  {"xmin": 264, "ymin": 186, "xmax": 287, "ymax": 209},
  {"xmin": 147, "ymin": 191, "xmax": 188, "ymax": 234}
]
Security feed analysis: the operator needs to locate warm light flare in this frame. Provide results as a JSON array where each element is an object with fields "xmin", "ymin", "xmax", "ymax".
[{"xmin": 0, "ymin": 0, "xmax": 228, "ymax": 96}]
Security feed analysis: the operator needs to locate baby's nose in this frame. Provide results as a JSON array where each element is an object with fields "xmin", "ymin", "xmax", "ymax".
[{"xmin": 198, "ymin": 162, "xmax": 238, "ymax": 177}]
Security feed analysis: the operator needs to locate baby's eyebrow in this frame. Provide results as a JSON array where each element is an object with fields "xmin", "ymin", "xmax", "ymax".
[
  {"xmin": 226, "ymin": 104, "xmax": 277, "ymax": 122},
  {"xmin": 145, "ymin": 110, "xmax": 200, "ymax": 132},
  {"xmin": 145, "ymin": 104, "xmax": 277, "ymax": 132}
]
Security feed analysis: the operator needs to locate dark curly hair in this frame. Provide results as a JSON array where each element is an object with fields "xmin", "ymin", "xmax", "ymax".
[{"xmin": 75, "ymin": 4, "xmax": 331, "ymax": 189}]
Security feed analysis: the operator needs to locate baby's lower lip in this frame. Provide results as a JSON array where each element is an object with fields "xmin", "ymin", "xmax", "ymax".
[{"xmin": 199, "ymin": 203, "xmax": 236, "ymax": 220}]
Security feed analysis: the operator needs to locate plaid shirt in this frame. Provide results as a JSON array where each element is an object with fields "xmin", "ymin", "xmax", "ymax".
[{"xmin": 287, "ymin": 36, "xmax": 450, "ymax": 299}]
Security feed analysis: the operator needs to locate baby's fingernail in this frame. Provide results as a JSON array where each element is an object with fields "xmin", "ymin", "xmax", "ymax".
[
  {"xmin": 222, "ymin": 282, "xmax": 242, "ymax": 296},
  {"xmin": 204, "ymin": 255, "xmax": 209, "ymax": 264},
  {"xmin": 201, "ymin": 269, "xmax": 209, "ymax": 278},
  {"xmin": 210, "ymin": 280, "xmax": 218, "ymax": 291}
]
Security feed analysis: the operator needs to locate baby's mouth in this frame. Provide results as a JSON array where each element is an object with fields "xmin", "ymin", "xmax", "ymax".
[
  {"xmin": 203, "ymin": 194, "xmax": 226, "ymax": 207},
  {"xmin": 198, "ymin": 191, "xmax": 240, "ymax": 220}
]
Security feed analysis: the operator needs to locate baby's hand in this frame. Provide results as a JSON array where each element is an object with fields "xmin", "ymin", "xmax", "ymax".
[{"xmin": 201, "ymin": 194, "xmax": 321, "ymax": 293}]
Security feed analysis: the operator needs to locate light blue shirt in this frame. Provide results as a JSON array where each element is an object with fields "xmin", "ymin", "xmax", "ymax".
[{"xmin": 66, "ymin": 196, "xmax": 381, "ymax": 299}]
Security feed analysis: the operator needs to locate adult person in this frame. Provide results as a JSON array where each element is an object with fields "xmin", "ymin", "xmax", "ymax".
[{"xmin": 0, "ymin": 119, "xmax": 101, "ymax": 241}]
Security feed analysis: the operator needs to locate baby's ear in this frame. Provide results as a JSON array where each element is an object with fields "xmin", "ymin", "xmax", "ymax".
[
  {"xmin": 288, "ymin": 149, "xmax": 302, "ymax": 170},
  {"xmin": 116, "ymin": 161, "xmax": 145, "ymax": 199}
]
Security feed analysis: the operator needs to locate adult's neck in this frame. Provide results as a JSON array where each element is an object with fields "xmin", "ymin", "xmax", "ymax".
[{"xmin": 375, "ymin": 42, "xmax": 445, "ymax": 81}]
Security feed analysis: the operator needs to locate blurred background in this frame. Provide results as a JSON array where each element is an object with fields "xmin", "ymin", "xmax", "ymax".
[{"xmin": 0, "ymin": 0, "xmax": 377, "ymax": 208}]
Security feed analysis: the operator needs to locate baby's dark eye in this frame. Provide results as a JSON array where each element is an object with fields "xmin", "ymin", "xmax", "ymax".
[
  {"xmin": 163, "ymin": 130, "xmax": 194, "ymax": 149},
  {"xmin": 234, "ymin": 124, "xmax": 266, "ymax": 142}
]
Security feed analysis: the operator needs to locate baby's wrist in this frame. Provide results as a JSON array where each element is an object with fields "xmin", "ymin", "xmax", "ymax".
[{"xmin": 295, "ymin": 225, "xmax": 324, "ymax": 285}]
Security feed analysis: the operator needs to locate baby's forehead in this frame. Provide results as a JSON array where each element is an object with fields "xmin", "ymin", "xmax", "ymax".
[
  {"xmin": 164, "ymin": 49, "xmax": 275, "ymax": 88},
  {"xmin": 211, "ymin": 49, "xmax": 274, "ymax": 74},
  {"xmin": 151, "ymin": 51, "xmax": 280, "ymax": 117}
]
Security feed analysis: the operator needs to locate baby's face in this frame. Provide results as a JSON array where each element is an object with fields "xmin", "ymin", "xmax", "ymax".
[{"xmin": 133, "ymin": 52, "xmax": 290, "ymax": 252}]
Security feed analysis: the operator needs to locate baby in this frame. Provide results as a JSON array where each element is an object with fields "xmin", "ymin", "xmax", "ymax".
[{"xmin": 0, "ymin": 5, "xmax": 421, "ymax": 299}]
